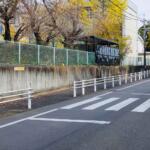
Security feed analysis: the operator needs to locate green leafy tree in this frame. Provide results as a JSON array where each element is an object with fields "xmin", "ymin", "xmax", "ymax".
[{"xmin": 139, "ymin": 24, "xmax": 150, "ymax": 51}]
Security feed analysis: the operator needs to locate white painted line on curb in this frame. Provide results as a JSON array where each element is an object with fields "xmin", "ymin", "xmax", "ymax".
[
  {"xmin": 61, "ymin": 92, "xmax": 112, "ymax": 110},
  {"xmin": 132, "ymin": 99, "xmax": 150, "ymax": 113},
  {"xmin": 29, "ymin": 118, "xmax": 111, "ymax": 125},
  {"xmin": 0, "ymin": 109, "xmax": 58, "ymax": 129},
  {"xmin": 117, "ymin": 80, "xmax": 149, "ymax": 91},
  {"xmin": 105, "ymin": 98, "xmax": 139, "ymax": 111},
  {"xmin": 83, "ymin": 98, "xmax": 119, "ymax": 110}
]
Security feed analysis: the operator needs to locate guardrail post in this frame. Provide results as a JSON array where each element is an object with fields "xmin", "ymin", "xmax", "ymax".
[
  {"xmin": 28, "ymin": 88, "xmax": 32, "ymax": 109},
  {"xmin": 94, "ymin": 78, "xmax": 97, "ymax": 92},
  {"xmin": 104, "ymin": 77, "xmax": 107, "ymax": 89},
  {"xmin": 147, "ymin": 70, "xmax": 149, "ymax": 78},
  {"xmin": 125, "ymin": 74, "xmax": 128, "ymax": 84},
  {"xmin": 130, "ymin": 74, "xmax": 133, "ymax": 83},
  {"xmin": 82, "ymin": 80, "xmax": 85, "ymax": 95},
  {"xmin": 135, "ymin": 73, "xmax": 137, "ymax": 81},
  {"xmin": 73, "ymin": 81, "xmax": 77, "ymax": 97},
  {"xmin": 119, "ymin": 75, "xmax": 121, "ymax": 86},
  {"xmin": 138, "ymin": 72, "xmax": 140, "ymax": 80},
  {"xmin": 112, "ymin": 76, "xmax": 115, "ymax": 88},
  {"xmin": 144, "ymin": 71, "xmax": 146, "ymax": 79}
]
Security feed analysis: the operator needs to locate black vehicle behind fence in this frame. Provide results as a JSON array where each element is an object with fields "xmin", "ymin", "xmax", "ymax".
[{"xmin": 74, "ymin": 36, "xmax": 120, "ymax": 66}]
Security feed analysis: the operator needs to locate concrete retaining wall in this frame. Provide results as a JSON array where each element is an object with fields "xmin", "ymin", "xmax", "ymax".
[{"xmin": 0, "ymin": 65, "xmax": 128, "ymax": 93}]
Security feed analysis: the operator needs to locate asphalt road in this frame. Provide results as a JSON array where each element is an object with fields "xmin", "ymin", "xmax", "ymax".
[{"xmin": 1, "ymin": 79, "xmax": 150, "ymax": 150}]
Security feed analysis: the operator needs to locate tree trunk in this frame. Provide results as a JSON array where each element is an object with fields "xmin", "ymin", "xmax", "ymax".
[
  {"xmin": 4, "ymin": 19, "xmax": 11, "ymax": 41},
  {"xmin": 34, "ymin": 32, "xmax": 46, "ymax": 45}
]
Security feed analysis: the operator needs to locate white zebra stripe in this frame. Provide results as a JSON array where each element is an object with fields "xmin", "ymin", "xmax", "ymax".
[
  {"xmin": 83, "ymin": 98, "xmax": 119, "ymax": 110},
  {"xmin": 105, "ymin": 98, "xmax": 139, "ymax": 111},
  {"xmin": 132, "ymin": 99, "xmax": 150, "ymax": 113}
]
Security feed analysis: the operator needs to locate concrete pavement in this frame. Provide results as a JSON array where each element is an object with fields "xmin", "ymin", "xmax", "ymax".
[{"xmin": 1, "ymin": 79, "xmax": 150, "ymax": 150}]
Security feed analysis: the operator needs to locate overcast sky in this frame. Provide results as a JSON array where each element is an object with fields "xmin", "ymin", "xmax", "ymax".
[{"xmin": 132, "ymin": 0, "xmax": 150, "ymax": 20}]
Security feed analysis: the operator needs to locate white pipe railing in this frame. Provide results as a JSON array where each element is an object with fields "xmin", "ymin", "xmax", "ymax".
[
  {"xmin": 73, "ymin": 70, "xmax": 150, "ymax": 97},
  {"xmin": 0, "ymin": 88, "xmax": 33, "ymax": 109}
]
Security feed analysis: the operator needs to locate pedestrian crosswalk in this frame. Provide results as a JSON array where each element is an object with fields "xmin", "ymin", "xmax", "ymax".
[
  {"xmin": 61, "ymin": 97, "xmax": 150, "ymax": 113},
  {"xmin": 83, "ymin": 98, "xmax": 119, "ymax": 110},
  {"xmin": 105, "ymin": 98, "xmax": 139, "ymax": 111}
]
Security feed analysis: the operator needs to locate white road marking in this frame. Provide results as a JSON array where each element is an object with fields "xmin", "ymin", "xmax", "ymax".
[
  {"xmin": 117, "ymin": 80, "xmax": 149, "ymax": 91},
  {"xmin": 61, "ymin": 92, "xmax": 112, "ymax": 110},
  {"xmin": 0, "ymin": 109, "xmax": 58, "ymax": 129},
  {"xmin": 29, "ymin": 118, "xmax": 111, "ymax": 125},
  {"xmin": 105, "ymin": 98, "xmax": 139, "ymax": 111},
  {"xmin": 132, "ymin": 99, "xmax": 150, "ymax": 113},
  {"xmin": 83, "ymin": 98, "xmax": 119, "ymax": 110}
]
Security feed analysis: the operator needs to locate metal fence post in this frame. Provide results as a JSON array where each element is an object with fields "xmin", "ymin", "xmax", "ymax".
[
  {"xmin": 38, "ymin": 45, "xmax": 40, "ymax": 65},
  {"xmin": 73, "ymin": 81, "xmax": 76, "ymax": 97},
  {"xmin": 112, "ymin": 76, "xmax": 115, "ymax": 88},
  {"xmin": 104, "ymin": 77, "xmax": 107, "ymax": 89},
  {"xmin": 18, "ymin": 42, "xmax": 21, "ymax": 64},
  {"xmin": 87, "ymin": 52, "xmax": 89, "ymax": 65},
  {"xmin": 28, "ymin": 88, "xmax": 32, "ymax": 109},
  {"xmin": 66, "ymin": 49, "xmax": 69, "ymax": 65},
  {"xmin": 53, "ymin": 47, "xmax": 56, "ymax": 65},
  {"xmin": 82, "ymin": 80, "xmax": 85, "ymax": 95},
  {"xmin": 77, "ymin": 50, "xmax": 80, "ymax": 65},
  {"xmin": 94, "ymin": 78, "xmax": 97, "ymax": 92},
  {"xmin": 119, "ymin": 75, "xmax": 121, "ymax": 86}
]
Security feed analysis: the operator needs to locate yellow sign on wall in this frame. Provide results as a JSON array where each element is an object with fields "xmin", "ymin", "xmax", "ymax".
[{"xmin": 14, "ymin": 67, "xmax": 25, "ymax": 71}]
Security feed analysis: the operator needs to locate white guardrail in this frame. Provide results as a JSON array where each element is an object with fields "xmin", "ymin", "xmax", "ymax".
[
  {"xmin": 0, "ymin": 88, "xmax": 33, "ymax": 109},
  {"xmin": 73, "ymin": 70, "xmax": 150, "ymax": 97}
]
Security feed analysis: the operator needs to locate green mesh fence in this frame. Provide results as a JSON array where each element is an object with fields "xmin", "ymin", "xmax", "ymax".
[
  {"xmin": 21, "ymin": 43, "xmax": 38, "ymax": 65},
  {"xmin": 79, "ymin": 51, "xmax": 87, "ymax": 65},
  {"xmin": 88, "ymin": 52, "xmax": 95, "ymax": 65},
  {"xmin": 40, "ymin": 46, "xmax": 54, "ymax": 65},
  {"xmin": 0, "ymin": 41, "xmax": 19, "ymax": 64},
  {"xmin": 68, "ymin": 49, "xmax": 78, "ymax": 65},
  {"xmin": 0, "ymin": 41, "xmax": 95, "ymax": 66},
  {"xmin": 55, "ymin": 48, "xmax": 67, "ymax": 65}
]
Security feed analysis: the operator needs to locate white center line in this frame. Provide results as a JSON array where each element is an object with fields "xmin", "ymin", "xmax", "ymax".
[
  {"xmin": 0, "ymin": 109, "xmax": 58, "ymax": 129},
  {"xmin": 61, "ymin": 92, "xmax": 112, "ymax": 110},
  {"xmin": 29, "ymin": 118, "xmax": 111, "ymax": 125},
  {"xmin": 105, "ymin": 98, "xmax": 139, "ymax": 111},
  {"xmin": 132, "ymin": 99, "xmax": 150, "ymax": 113},
  {"xmin": 83, "ymin": 98, "xmax": 119, "ymax": 110}
]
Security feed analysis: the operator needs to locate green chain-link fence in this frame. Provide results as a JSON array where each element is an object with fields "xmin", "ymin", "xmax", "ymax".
[{"xmin": 0, "ymin": 41, "xmax": 95, "ymax": 66}]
